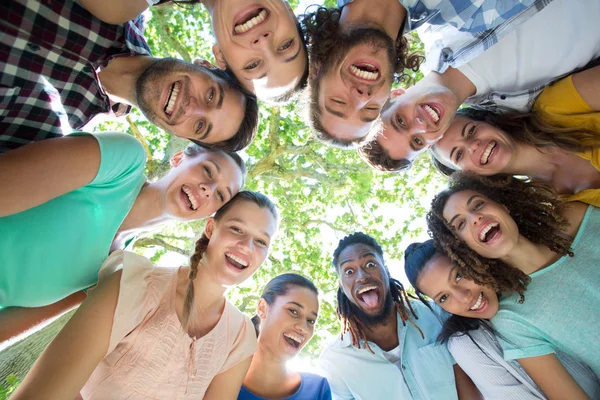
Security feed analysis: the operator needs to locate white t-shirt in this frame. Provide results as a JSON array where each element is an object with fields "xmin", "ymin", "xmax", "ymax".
[{"xmin": 458, "ymin": 0, "xmax": 600, "ymax": 111}]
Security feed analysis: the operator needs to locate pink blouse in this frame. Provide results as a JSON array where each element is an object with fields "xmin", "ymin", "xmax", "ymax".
[{"xmin": 81, "ymin": 251, "xmax": 257, "ymax": 399}]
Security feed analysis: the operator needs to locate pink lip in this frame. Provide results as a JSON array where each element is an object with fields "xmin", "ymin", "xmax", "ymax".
[
  {"xmin": 232, "ymin": 6, "xmax": 269, "ymax": 35},
  {"xmin": 478, "ymin": 220, "xmax": 502, "ymax": 245},
  {"xmin": 224, "ymin": 250, "xmax": 250, "ymax": 274}
]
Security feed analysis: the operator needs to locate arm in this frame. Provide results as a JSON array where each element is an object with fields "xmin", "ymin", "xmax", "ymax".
[
  {"xmin": 0, "ymin": 136, "xmax": 100, "ymax": 217},
  {"xmin": 454, "ymin": 364, "xmax": 483, "ymax": 400},
  {"xmin": 519, "ymin": 354, "xmax": 590, "ymax": 400},
  {"xmin": 572, "ymin": 65, "xmax": 600, "ymax": 111},
  {"xmin": 78, "ymin": 0, "xmax": 151, "ymax": 25},
  {"xmin": 11, "ymin": 271, "xmax": 122, "ymax": 400},
  {"xmin": 0, "ymin": 291, "xmax": 86, "ymax": 345},
  {"xmin": 203, "ymin": 356, "xmax": 252, "ymax": 400}
]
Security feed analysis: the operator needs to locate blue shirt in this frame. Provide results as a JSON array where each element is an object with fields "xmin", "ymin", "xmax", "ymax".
[
  {"xmin": 319, "ymin": 301, "xmax": 457, "ymax": 400},
  {"xmin": 238, "ymin": 373, "xmax": 331, "ymax": 400}
]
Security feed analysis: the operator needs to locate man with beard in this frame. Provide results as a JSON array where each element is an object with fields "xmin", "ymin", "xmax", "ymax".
[
  {"xmin": 0, "ymin": 0, "xmax": 258, "ymax": 154},
  {"xmin": 358, "ymin": 0, "xmax": 600, "ymax": 172},
  {"xmin": 302, "ymin": 0, "xmax": 550, "ymax": 148},
  {"xmin": 319, "ymin": 232, "xmax": 479, "ymax": 399}
]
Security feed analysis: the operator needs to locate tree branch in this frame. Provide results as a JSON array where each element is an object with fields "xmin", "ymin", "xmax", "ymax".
[
  {"xmin": 126, "ymin": 115, "xmax": 152, "ymax": 161},
  {"xmin": 133, "ymin": 237, "xmax": 188, "ymax": 256},
  {"xmin": 152, "ymin": 9, "xmax": 192, "ymax": 62}
]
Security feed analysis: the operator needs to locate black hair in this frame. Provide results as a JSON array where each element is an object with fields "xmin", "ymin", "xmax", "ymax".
[{"xmin": 252, "ymin": 273, "xmax": 319, "ymax": 335}]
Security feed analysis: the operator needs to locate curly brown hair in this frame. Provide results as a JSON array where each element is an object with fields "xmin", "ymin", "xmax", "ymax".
[
  {"xmin": 426, "ymin": 172, "xmax": 574, "ymax": 301},
  {"xmin": 300, "ymin": 6, "xmax": 422, "ymax": 147},
  {"xmin": 431, "ymin": 107, "xmax": 600, "ymax": 177},
  {"xmin": 357, "ymin": 135, "xmax": 412, "ymax": 172}
]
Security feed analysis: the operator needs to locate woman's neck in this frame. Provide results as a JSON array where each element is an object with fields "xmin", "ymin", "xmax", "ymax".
[
  {"xmin": 115, "ymin": 183, "xmax": 170, "ymax": 242},
  {"xmin": 500, "ymin": 235, "xmax": 561, "ymax": 275},
  {"xmin": 243, "ymin": 343, "xmax": 300, "ymax": 398}
]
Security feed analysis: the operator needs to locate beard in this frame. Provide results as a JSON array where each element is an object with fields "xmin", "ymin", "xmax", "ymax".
[
  {"xmin": 347, "ymin": 289, "xmax": 394, "ymax": 327},
  {"xmin": 135, "ymin": 58, "xmax": 200, "ymax": 125},
  {"xmin": 319, "ymin": 26, "xmax": 396, "ymax": 81}
]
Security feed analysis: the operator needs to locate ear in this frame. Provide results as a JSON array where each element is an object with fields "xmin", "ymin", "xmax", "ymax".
[
  {"xmin": 194, "ymin": 58, "xmax": 216, "ymax": 69},
  {"xmin": 170, "ymin": 151, "xmax": 185, "ymax": 168},
  {"xmin": 257, "ymin": 298, "xmax": 268, "ymax": 320},
  {"xmin": 390, "ymin": 88, "xmax": 406, "ymax": 99},
  {"xmin": 204, "ymin": 217, "xmax": 216, "ymax": 239},
  {"xmin": 211, "ymin": 45, "xmax": 228, "ymax": 70}
]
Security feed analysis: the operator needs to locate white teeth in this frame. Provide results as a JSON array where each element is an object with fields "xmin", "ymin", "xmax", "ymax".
[
  {"xmin": 423, "ymin": 104, "xmax": 440, "ymax": 122},
  {"xmin": 470, "ymin": 292, "xmax": 484, "ymax": 311},
  {"xmin": 165, "ymin": 81, "xmax": 180, "ymax": 116},
  {"xmin": 479, "ymin": 222, "xmax": 499, "ymax": 242},
  {"xmin": 283, "ymin": 332, "xmax": 304, "ymax": 344},
  {"xmin": 234, "ymin": 9, "xmax": 267, "ymax": 34},
  {"xmin": 480, "ymin": 141, "xmax": 496, "ymax": 165},
  {"xmin": 350, "ymin": 65, "xmax": 378, "ymax": 81},
  {"xmin": 358, "ymin": 285, "xmax": 377, "ymax": 294},
  {"xmin": 182, "ymin": 185, "xmax": 199, "ymax": 210},
  {"xmin": 225, "ymin": 252, "xmax": 248, "ymax": 267}
]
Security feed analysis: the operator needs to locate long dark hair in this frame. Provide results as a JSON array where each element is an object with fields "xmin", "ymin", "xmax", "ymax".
[
  {"xmin": 432, "ymin": 107, "xmax": 600, "ymax": 176},
  {"xmin": 404, "ymin": 240, "xmax": 495, "ymax": 344},
  {"xmin": 181, "ymin": 191, "xmax": 279, "ymax": 331},
  {"xmin": 252, "ymin": 273, "xmax": 319, "ymax": 336}
]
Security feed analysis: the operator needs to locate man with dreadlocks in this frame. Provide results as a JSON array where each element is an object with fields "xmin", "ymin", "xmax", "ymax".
[{"xmin": 319, "ymin": 232, "xmax": 479, "ymax": 399}]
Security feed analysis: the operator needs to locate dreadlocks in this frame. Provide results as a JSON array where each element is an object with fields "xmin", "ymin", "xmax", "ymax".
[
  {"xmin": 332, "ymin": 232, "xmax": 423, "ymax": 353},
  {"xmin": 427, "ymin": 172, "xmax": 574, "ymax": 302}
]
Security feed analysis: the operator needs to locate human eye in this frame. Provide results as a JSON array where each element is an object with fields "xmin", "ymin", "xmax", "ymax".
[
  {"xmin": 230, "ymin": 226, "xmax": 243, "ymax": 234},
  {"xmin": 207, "ymin": 87, "xmax": 215, "ymax": 103},
  {"xmin": 365, "ymin": 261, "xmax": 376, "ymax": 268},
  {"xmin": 455, "ymin": 272, "xmax": 463, "ymax": 283},
  {"xmin": 473, "ymin": 200, "xmax": 484, "ymax": 210},
  {"xmin": 332, "ymin": 99, "xmax": 346, "ymax": 105},
  {"xmin": 196, "ymin": 119, "xmax": 205, "ymax": 135},
  {"xmin": 203, "ymin": 165, "xmax": 213, "ymax": 179},
  {"xmin": 344, "ymin": 268, "xmax": 354, "ymax": 276},
  {"xmin": 396, "ymin": 114, "xmax": 405, "ymax": 128},
  {"xmin": 467, "ymin": 125, "xmax": 476, "ymax": 138},
  {"xmin": 288, "ymin": 308, "xmax": 299, "ymax": 316},
  {"xmin": 456, "ymin": 220, "xmax": 465, "ymax": 231},
  {"xmin": 455, "ymin": 149, "xmax": 463, "ymax": 163},
  {"xmin": 255, "ymin": 238, "xmax": 268, "ymax": 247},
  {"xmin": 278, "ymin": 39, "xmax": 294, "ymax": 51},
  {"xmin": 439, "ymin": 294, "xmax": 448, "ymax": 303},
  {"xmin": 244, "ymin": 60, "xmax": 261, "ymax": 70},
  {"xmin": 414, "ymin": 137, "xmax": 424, "ymax": 147},
  {"xmin": 308, "ymin": 318, "xmax": 316, "ymax": 325}
]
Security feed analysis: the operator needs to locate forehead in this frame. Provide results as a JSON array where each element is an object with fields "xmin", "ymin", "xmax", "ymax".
[
  {"xmin": 417, "ymin": 254, "xmax": 455, "ymax": 296},
  {"xmin": 274, "ymin": 286, "xmax": 319, "ymax": 312},
  {"xmin": 443, "ymin": 190, "xmax": 485, "ymax": 219},
  {"xmin": 377, "ymin": 129, "xmax": 419, "ymax": 161},
  {"xmin": 253, "ymin": 47, "xmax": 307, "ymax": 97},
  {"xmin": 337, "ymin": 243, "xmax": 381, "ymax": 266},
  {"xmin": 221, "ymin": 201, "xmax": 277, "ymax": 237},
  {"xmin": 186, "ymin": 152, "xmax": 243, "ymax": 187}
]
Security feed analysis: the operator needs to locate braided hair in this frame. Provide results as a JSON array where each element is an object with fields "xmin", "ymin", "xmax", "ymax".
[
  {"xmin": 181, "ymin": 191, "xmax": 278, "ymax": 331},
  {"xmin": 332, "ymin": 232, "xmax": 422, "ymax": 353},
  {"xmin": 427, "ymin": 172, "xmax": 573, "ymax": 302}
]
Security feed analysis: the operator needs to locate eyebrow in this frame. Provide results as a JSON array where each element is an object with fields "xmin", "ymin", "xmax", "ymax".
[
  {"xmin": 448, "ymin": 194, "xmax": 480, "ymax": 226},
  {"xmin": 449, "ymin": 122, "xmax": 470, "ymax": 161},
  {"xmin": 339, "ymin": 251, "xmax": 376, "ymax": 268},
  {"xmin": 432, "ymin": 266, "xmax": 458, "ymax": 300},
  {"xmin": 325, "ymin": 104, "xmax": 345, "ymax": 119},
  {"xmin": 288, "ymin": 301, "xmax": 319, "ymax": 317},
  {"xmin": 229, "ymin": 217, "xmax": 271, "ymax": 238}
]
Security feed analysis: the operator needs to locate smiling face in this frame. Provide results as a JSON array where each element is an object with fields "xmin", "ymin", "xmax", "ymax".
[
  {"xmin": 159, "ymin": 151, "xmax": 244, "ymax": 221},
  {"xmin": 210, "ymin": 0, "xmax": 306, "ymax": 99},
  {"xmin": 337, "ymin": 243, "xmax": 391, "ymax": 318},
  {"xmin": 257, "ymin": 286, "xmax": 319, "ymax": 359},
  {"xmin": 379, "ymin": 82, "xmax": 461, "ymax": 161},
  {"xmin": 443, "ymin": 190, "xmax": 520, "ymax": 259},
  {"xmin": 204, "ymin": 200, "xmax": 278, "ymax": 287},
  {"xmin": 416, "ymin": 254, "xmax": 499, "ymax": 319},
  {"xmin": 431, "ymin": 116, "xmax": 517, "ymax": 174},
  {"xmin": 136, "ymin": 58, "xmax": 246, "ymax": 144},
  {"xmin": 315, "ymin": 27, "xmax": 396, "ymax": 142}
]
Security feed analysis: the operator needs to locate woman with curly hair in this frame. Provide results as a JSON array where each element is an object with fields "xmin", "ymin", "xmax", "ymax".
[
  {"xmin": 427, "ymin": 172, "xmax": 600, "ymax": 397},
  {"xmin": 12, "ymin": 191, "xmax": 279, "ymax": 400},
  {"xmin": 404, "ymin": 239, "xmax": 600, "ymax": 399},
  {"xmin": 430, "ymin": 65, "xmax": 600, "ymax": 207}
]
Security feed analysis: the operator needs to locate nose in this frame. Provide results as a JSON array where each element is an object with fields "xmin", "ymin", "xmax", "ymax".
[
  {"xmin": 351, "ymin": 85, "xmax": 373, "ymax": 106},
  {"xmin": 183, "ymin": 96, "xmax": 207, "ymax": 117},
  {"xmin": 252, "ymin": 31, "xmax": 272, "ymax": 48},
  {"xmin": 355, "ymin": 266, "xmax": 371, "ymax": 281},
  {"xmin": 468, "ymin": 139, "xmax": 480, "ymax": 153},
  {"xmin": 198, "ymin": 183, "xmax": 214, "ymax": 200},
  {"xmin": 295, "ymin": 320, "xmax": 308, "ymax": 335},
  {"xmin": 455, "ymin": 287, "xmax": 473, "ymax": 305},
  {"xmin": 469, "ymin": 212, "xmax": 483, "ymax": 227}
]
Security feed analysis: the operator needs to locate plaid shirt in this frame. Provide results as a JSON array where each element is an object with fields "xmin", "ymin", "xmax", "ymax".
[
  {"xmin": 337, "ymin": 0, "xmax": 552, "ymax": 73},
  {"xmin": 0, "ymin": 0, "xmax": 152, "ymax": 153}
]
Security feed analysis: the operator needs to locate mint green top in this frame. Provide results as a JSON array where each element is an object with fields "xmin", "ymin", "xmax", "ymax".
[
  {"xmin": 0, "ymin": 133, "xmax": 146, "ymax": 308},
  {"xmin": 492, "ymin": 205, "xmax": 600, "ymax": 377}
]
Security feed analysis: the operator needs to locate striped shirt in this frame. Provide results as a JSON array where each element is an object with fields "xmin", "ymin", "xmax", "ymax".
[{"xmin": 0, "ymin": 0, "xmax": 152, "ymax": 154}]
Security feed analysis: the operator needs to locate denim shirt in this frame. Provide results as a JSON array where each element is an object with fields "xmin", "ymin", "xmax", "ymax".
[{"xmin": 319, "ymin": 301, "xmax": 457, "ymax": 400}]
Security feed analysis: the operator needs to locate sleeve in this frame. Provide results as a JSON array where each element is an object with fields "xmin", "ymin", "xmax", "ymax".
[
  {"xmin": 219, "ymin": 311, "xmax": 257, "ymax": 374},
  {"xmin": 320, "ymin": 377, "xmax": 333, "ymax": 400},
  {"xmin": 564, "ymin": 188, "xmax": 600, "ymax": 208},
  {"xmin": 318, "ymin": 350, "xmax": 355, "ymax": 400},
  {"xmin": 448, "ymin": 334, "xmax": 545, "ymax": 400},
  {"xmin": 533, "ymin": 75, "xmax": 594, "ymax": 117},
  {"xmin": 66, "ymin": 132, "xmax": 146, "ymax": 188},
  {"xmin": 95, "ymin": 250, "xmax": 158, "ymax": 354},
  {"xmin": 492, "ymin": 314, "xmax": 556, "ymax": 361}
]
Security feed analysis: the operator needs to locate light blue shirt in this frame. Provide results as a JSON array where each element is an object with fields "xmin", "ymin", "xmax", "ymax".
[{"xmin": 319, "ymin": 301, "xmax": 457, "ymax": 400}]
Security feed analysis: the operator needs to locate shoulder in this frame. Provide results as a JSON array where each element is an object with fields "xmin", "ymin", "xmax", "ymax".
[
  {"xmin": 300, "ymin": 372, "xmax": 330, "ymax": 386},
  {"xmin": 299, "ymin": 372, "xmax": 331, "ymax": 398},
  {"xmin": 224, "ymin": 300, "xmax": 258, "ymax": 348}
]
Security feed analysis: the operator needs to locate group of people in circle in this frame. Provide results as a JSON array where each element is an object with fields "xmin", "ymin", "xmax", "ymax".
[{"xmin": 1, "ymin": 0, "xmax": 599, "ymax": 398}]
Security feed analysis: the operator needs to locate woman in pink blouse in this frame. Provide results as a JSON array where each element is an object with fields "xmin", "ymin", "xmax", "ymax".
[{"xmin": 13, "ymin": 191, "xmax": 279, "ymax": 400}]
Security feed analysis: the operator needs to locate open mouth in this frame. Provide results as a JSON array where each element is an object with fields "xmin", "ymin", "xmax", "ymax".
[
  {"xmin": 469, "ymin": 292, "xmax": 487, "ymax": 312},
  {"xmin": 479, "ymin": 222, "xmax": 500, "ymax": 243},
  {"xmin": 283, "ymin": 332, "xmax": 304, "ymax": 350},
  {"xmin": 357, "ymin": 285, "xmax": 380, "ymax": 309},
  {"xmin": 349, "ymin": 63, "xmax": 380, "ymax": 81},
  {"xmin": 164, "ymin": 81, "xmax": 181, "ymax": 117},
  {"xmin": 181, "ymin": 184, "xmax": 200, "ymax": 211},
  {"xmin": 225, "ymin": 252, "xmax": 249, "ymax": 270},
  {"xmin": 421, "ymin": 104, "xmax": 440, "ymax": 124},
  {"xmin": 480, "ymin": 141, "xmax": 497, "ymax": 165},
  {"xmin": 234, "ymin": 8, "xmax": 269, "ymax": 34}
]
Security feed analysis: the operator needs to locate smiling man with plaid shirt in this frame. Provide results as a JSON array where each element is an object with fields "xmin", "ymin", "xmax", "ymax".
[{"xmin": 0, "ymin": 0, "xmax": 259, "ymax": 153}]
